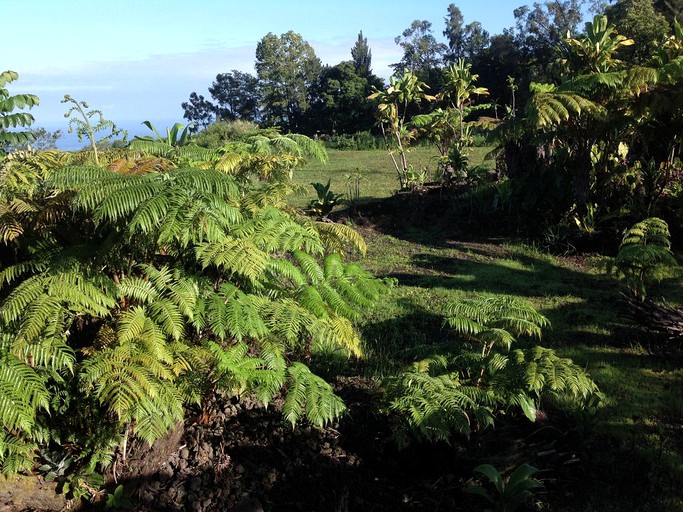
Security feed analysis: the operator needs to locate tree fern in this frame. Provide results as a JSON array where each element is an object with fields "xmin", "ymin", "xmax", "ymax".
[
  {"xmin": 611, "ymin": 217, "xmax": 677, "ymax": 298},
  {"xmin": 207, "ymin": 340, "xmax": 286, "ymax": 404},
  {"xmin": 383, "ymin": 357, "xmax": 494, "ymax": 445},
  {"xmin": 0, "ymin": 350, "xmax": 50, "ymax": 433},
  {"xmin": 385, "ymin": 296, "xmax": 599, "ymax": 445},
  {"xmin": 445, "ymin": 295, "xmax": 550, "ymax": 354},
  {"xmin": 0, "ymin": 139, "xmax": 386, "ymax": 478},
  {"xmin": 525, "ymin": 83, "xmax": 597, "ymax": 129},
  {"xmin": 80, "ymin": 338, "xmax": 188, "ymax": 443},
  {"xmin": 0, "ymin": 431, "xmax": 37, "ymax": 476},
  {"xmin": 200, "ymin": 283, "xmax": 269, "ymax": 341}
]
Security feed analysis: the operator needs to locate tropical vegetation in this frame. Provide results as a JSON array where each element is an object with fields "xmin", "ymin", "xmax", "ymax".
[{"xmin": 2, "ymin": 1, "xmax": 683, "ymax": 510}]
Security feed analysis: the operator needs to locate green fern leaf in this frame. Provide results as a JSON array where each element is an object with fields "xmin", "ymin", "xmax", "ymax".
[{"xmin": 282, "ymin": 362, "xmax": 345, "ymax": 428}]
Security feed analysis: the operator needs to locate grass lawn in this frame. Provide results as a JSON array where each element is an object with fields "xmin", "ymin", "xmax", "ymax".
[
  {"xmin": 300, "ymin": 147, "xmax": 683, "ymax": 511},
  {"xmin": 292, "ymin": 146, "xmax": 494, "ymax": 209}
]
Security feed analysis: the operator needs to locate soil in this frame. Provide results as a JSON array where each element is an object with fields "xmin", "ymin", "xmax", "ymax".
[
  {"xmin": 1, "ymin": 375, "xmax": 641, "ymax": 512},
  {"xmin": 110, "ymin": 373, "xmax": 665, "ymax": 512}
]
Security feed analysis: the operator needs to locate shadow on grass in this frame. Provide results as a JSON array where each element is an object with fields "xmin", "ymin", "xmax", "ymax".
[{"xmin": 380, "ymin": 248, "xmax": 620, "ymax": 348}]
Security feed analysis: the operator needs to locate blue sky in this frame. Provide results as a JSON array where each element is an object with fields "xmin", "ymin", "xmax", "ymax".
[{"xmin": 6, "ymin": 1, "xmax": 557, "ymax": 129}]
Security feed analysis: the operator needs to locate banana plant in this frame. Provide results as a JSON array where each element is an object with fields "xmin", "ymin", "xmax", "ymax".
[
  {"xmin": 557, "ymin": 14, "xmax": 634, "ymax": 75},
  {"xmin": 135, "ymin": 120, "xmax": 196, "ymax": 146},
  {"xmin": 0, "ymin": 71, "xmax": 39, "ymax": 152},
  {"xmin": 368, "ymin": 70, "xmax": 435, "ymax": 190},
  {"xmin": 439, "ymin": 59, "xmax": 489, "ymax": 144},
  {"xmin": 307, "ymin": 179, "xmax": 344, "ymax": 219}
]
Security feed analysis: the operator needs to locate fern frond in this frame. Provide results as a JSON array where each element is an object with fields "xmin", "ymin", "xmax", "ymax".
[
  {"xmin": 266, "ymin": 258, "xmax": 306, "ymax": 288},
  {"xmin": 282, "ymin": 362, "xmax": 345, "ymax": 427},
  {"xmin": 309, "ymin": 219, "xmax": 368, "ymax": 256},
  {"xmin": 0, "ymin": 431, "xmax": 37, "ymax": 476},
  {"xmin": 81, "ymin": 339, "xmax": 188, "ymax": 437},
  {"xmin": 293, "ymin": 250, "xmax": 325, "ymax": 283},
  {"xmin": 446, "ymin": 296, "xmax": 549, "ymax": 345},
  {"xmin": 128, "ymin": 139, "xmax": 174, "ymax": 157},
  {"xmin": 196, "ymin": 237, "xmax": 270, "ymax": 283},
  {"xmin": 204, "ymin": 285, "xmax": 269, "ymax": 341},
  {"xmin": 383, "ymin": 366, "xmax": 480, "ymax": 443},
  {"xmin": 0, "ymin": 352, "xmax": 50, "ymax": 432},
  {"xmin": 526, "ymin": 87, "xmax": 596, "ymax": 128},
  {"xmin": 311, "ymin": 315, "xmax": 363, "ymax": 358},
  {"xmin": 262, "ymin": 298, "xmax": 315, "ymax": 345},
  {"xmin": 148, "ymin": 297, "xmax": 184, "ymax": 341}
]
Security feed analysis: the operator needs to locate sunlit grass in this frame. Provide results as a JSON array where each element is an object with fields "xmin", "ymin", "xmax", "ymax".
[{"xmin": 292, "ymin": 145, "xmax": 494, "ymax": 209}]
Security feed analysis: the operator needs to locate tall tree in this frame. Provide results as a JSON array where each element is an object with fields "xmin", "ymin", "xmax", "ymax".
[
  {"xmin": 654, "ymin": 0, "xmax": 683, "ymax": 22},
  {"xmin": 392, "ymin": 20, "xmax": 447, "ymax": 81},
  {"xmin": 308, "ymin": 61, "xmax": 383, "ymax": 134},
  {"xmin": 182, "ymin": 71, "xmax": 261, "ymax": 131},
  {"xmin": 444, "ymin": 5, "xmax": 490, "ymax": 62},
  {"xmin": 209, "ymin": 70, "xmax": 261, "ymax": 122},
  {"xmin": 351, "ymin": 31, "xmax": 372, "ymax": 76},
  {"xmin": 473, "ymin": 30, "xmax": 525, "ymax": 113},
  {"xmin": 514, "ymin": 1, "xmax": 586, "ymax": 65},
  {"xmin": 606, "ymin": 0, "xmax": 669, "ymax": 64},
  {"xmin": 444, "ymin": 4, "xmax": 466, "ymax": 62},
  {"xmin": 181, "ymin": 92, "xmax": 216, "ymax": 130},
  {"xmin": 255, "ymin": 31, "xmax": 322, "ymax": 132},
  {"xmin": 461, "ymin": 21, "xmax": 491, "ymax": 60}
]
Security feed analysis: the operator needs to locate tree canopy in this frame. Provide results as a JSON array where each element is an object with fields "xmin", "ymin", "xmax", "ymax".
[{"xmin": 255, "ymin": 31, "xmax": 322, "ymax": 132}]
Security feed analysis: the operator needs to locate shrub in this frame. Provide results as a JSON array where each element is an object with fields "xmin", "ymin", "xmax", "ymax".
[
  {"xmin": 318, "ymin": 131, "xmax": 383, "ymax": 151},
  {"xmin": 0, "ymin": 134, "xmax": 387, "ymax": 485},
  {"xmin": 383, "ymin": 296, "xmax": 600, "ymax": 446},
  {"xmin": 610, "ymin": 217, "xmax": 677, "ymax": 299}
]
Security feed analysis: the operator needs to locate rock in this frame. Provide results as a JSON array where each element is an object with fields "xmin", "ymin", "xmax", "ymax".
[
  {"xmin": 158, "ymin": 463, "xmax": 174, "ymax": 481},
  {"xmin": 189, "ymin": 477, "xmax": 202, "ymax": 492},
  {"xmin": 0, "ymin": 474, "xmax": 67, "ymax": 512},
  {"xmin": 230, "ymin": 497, "xmax": 264, "ymax": 512}
]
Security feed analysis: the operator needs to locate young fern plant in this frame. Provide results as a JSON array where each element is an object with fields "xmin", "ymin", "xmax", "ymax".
[
  {"xmin": 445, "ymin": 295, "xmax": 550, "ymax": 357},
  {"xmin": 383, "ymin": 295, "xmax": 600, "ymax": 445},
  {"xmin": 610, "ymin": 217, "xmax": 677, "ymax": 299}
]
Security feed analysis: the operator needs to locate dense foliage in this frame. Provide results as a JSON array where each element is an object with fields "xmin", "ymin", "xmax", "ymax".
[
  {"xmin": 384, "ymin": 296, "xmax": 600, "ymax": 446},
  {"xmin": 0, "ymin": 131, "xmax": 389, "ymax": 487},
  {"xmin": 0, "ymin": 71, "xmax": 39, "ymax": 153},
  {"xmin": 3, "ymin": 1, "xmax": 683, "ymax": 509}
]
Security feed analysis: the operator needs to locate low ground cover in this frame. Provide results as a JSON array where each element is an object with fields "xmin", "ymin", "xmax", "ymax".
[{"xmin": 350, "ymin": 217, "xmax": 682, "ymax": 510}]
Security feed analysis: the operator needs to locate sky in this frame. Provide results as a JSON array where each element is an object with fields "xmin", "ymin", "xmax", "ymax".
[{"xmin": 5, "ymin": 0, "xmax": 557, "ymax": 132}]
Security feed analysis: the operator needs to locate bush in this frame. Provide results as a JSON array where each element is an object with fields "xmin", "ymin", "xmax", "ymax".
[
  {"xmin": 193, "ymin": 119, "xmax": 260, "ymax": 148},
  {"xmin": 382, "ymin": 296, "xmax": 601, "ymax": 446},
  {"xmin": 318, "ymin": 131, "xmax": 383, "ymax": 151}
]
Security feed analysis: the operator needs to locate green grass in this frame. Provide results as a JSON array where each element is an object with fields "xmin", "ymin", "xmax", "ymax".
[
  {"xmin": 354, "ymin": 227, "xmax": 683, "ymax": 511},
  {"xmin": 292, "ymin": 146, "xmax": 494, "ymax": 209},
  {"xmin": 299, "ymin": 147, "xmax": 683, "ymax": 510}
]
